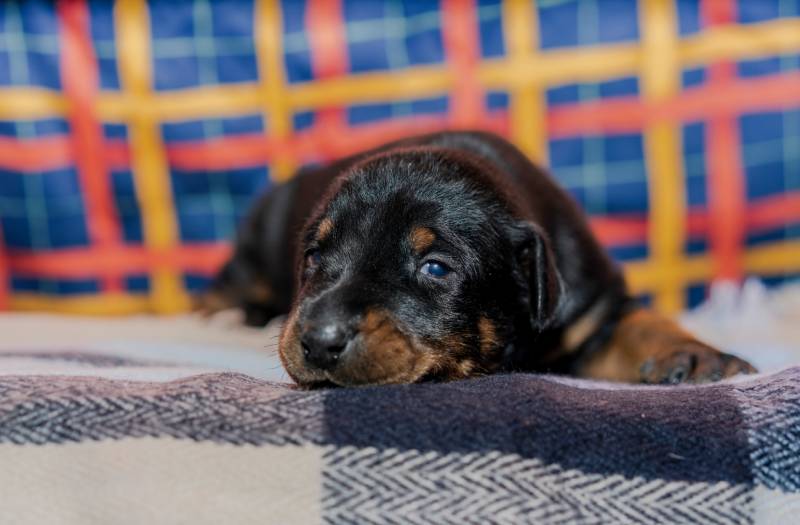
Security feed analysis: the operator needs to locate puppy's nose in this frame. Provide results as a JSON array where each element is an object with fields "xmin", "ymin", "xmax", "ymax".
[{"xmin": 301, "ymin": 322, "xmax": 352, "ymax": 370}]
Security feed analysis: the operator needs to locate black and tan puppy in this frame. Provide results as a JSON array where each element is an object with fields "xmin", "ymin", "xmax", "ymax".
[{"xmin": 204, "ymin": 131, "xmax": 755, "ymax": 387}]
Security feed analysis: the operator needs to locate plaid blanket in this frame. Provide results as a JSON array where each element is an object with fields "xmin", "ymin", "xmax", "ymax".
[
  {"xmin": 2, "ymin": 351, "xmax": 798, "ymax": 524},
  {"xmin": 1, "ymin": 1, "xmax": 799, "ymax": 316}
]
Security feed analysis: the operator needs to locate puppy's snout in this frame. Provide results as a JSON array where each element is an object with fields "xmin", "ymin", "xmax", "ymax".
[{"xmin": 300, "ymin": 321, "xmax": 354, "ymax": 371}]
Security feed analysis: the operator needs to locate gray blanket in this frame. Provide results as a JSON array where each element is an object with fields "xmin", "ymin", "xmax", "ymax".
[{"xmin": 1, "ymin": 351, "xmax": 798, "ymax": 524}]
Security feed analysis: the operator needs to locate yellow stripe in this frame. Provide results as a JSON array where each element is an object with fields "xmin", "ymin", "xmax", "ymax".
[
  {"xmin": 116, "ymin": 0, "xmax": 190, "ymax": 314},
  {"xmin": 0, "ymin": 89, "xmax": 68, "ymax": 119},
  {"xmin": 98, "ymin": 85, "xmax": 263, "ymax": 122},
  {"xmin": 0, "ymin": 17, "xmax": 797, "ymax": 124},
  {"xmin": 95, "ymin": 69, "xmax": 455, "ymax": 124},
  {"xmin": 503, "ymin": 0, "xmax": 547, "ymax": 163},
  {"xmin": 624, "ymin": 256, "xmax": 712, "ymax": 295},
  {"xmin": 255, "ymin": 0, "xmax": 294, "ymax": 182},
  {"xmin": 0, "ymin": 17, "xmax": 793, "ymax": 123},
  {"xmin": 10, "ymin": 293, "xmax": 150, "ymax": 316},
  {"xmin": 744, "ymin": 241, "xmax": 800, "ymax": 274},
  {"xmin": 288, "ymin": 67, "xmax": 454, "ymax": 110},
  {"xmin": 95, "ymin": 93, "xmax": 131, "ymax": 122},
  {"xmin": 478, "ymin": 44, "xmax": 641, "ymax": 89},
  {"xmin": 626, "ymin": 240, "xmax": 800, "ymax": 296},
  {"xmin": 681, "ymin": 18, "xmax": 800, "ymax": 67},
  {"xmin": 640, "ymin": 0, "xmax": 685, "ymax": 313}
]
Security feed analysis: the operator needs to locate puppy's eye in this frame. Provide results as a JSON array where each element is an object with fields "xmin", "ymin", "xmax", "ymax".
[
  {"xmin": 420, "ymin": 260, "xmax": 451, "ymax": 278},
  {"xmin": 305, "ymin": 249, "xmax": 321, "ymax": 268}
]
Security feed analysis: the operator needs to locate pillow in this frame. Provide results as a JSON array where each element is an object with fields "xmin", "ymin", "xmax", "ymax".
[{"xmin": 0, "ymin": 1, "xmax": 798, "ymax": 315}]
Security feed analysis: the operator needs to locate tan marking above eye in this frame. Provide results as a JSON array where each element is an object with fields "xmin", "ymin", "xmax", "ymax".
[
  {"xmin": 410, "ymin": 227, "xmax": 436, "ymax": 253},
  {"xmin": 316, "ymin": 217, "xmax": 333, "ymax": 241}
]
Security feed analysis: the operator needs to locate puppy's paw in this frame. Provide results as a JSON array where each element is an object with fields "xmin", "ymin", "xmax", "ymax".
[{"xmin": 640, "ymin": 342, "xmax": 756, "ymax": 384}]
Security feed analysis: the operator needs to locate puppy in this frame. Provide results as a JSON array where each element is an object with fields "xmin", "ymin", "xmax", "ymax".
[{"xmin": 204, "ymin": 131, "xmax": 755, "ymax": 387}]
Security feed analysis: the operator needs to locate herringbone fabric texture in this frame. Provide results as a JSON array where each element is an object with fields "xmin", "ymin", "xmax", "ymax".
[
  {"xmin": 0, "ymin": 0, "xmax": 799, "ymax": 316},
  {"xmin": 1, "ymin": 351, "xmax": 799, "ymax": 524},
  {"xmin": 322, "ymin": 447, "xmax": 754, "ymax": 524}
]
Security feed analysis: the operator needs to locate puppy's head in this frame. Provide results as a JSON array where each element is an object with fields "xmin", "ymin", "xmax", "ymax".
[{"xmin": 280, "ymin": 149, "xmax": 562, "ymax": 387}]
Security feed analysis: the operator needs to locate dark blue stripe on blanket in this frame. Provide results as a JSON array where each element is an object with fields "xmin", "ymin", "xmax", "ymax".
[{"xmin": 321, "ymin": 373, "xmax": 753, "ymax": 485}]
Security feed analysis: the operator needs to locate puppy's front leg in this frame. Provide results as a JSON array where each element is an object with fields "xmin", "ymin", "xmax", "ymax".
[{"xmin": 577, "ymin": 309, "xmax": 756, "ymax": 384}]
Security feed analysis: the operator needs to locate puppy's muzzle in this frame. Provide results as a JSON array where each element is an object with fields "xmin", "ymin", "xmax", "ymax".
[{"xmin": 285, "ymin": 282, "xmax": 435, "ymax": 386}]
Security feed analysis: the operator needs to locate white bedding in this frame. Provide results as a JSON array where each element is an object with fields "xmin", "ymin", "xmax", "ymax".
[{"xmin": 1, "ymin": 278, "xmax": 797, "ymax": 380}]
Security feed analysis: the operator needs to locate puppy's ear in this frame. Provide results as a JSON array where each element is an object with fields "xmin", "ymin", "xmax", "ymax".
[{"xmin": 508, "ymin": 221, "xmax": 563, "ymax": 331}]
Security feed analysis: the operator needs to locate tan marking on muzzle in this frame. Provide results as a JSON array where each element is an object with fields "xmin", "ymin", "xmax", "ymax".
[
  {"xmin": 326, "ymin": 309, "xmax": 434, "ymax": 386},
  {"xmin": 316, "ymin": 217, "xmax": 333, "ymax": 241},
  {"xmin": 409, "ymin": 227, "xmax": 435, "ymax": 253},
  {"xmin": 478, "ymin": 316, "xmax": 498, "ymax": 354}
]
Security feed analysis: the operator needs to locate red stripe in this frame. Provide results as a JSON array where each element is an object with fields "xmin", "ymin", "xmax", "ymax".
[
  {"xmin": 2, "ymin": 73, "xmax": 796, "ymax": 173},
  {"xmin": 7, "ymin": 243, "xmax": 231, "ymax": 280},
  {"xmin": 167, "ymin": 135, "xmax": 274, "ymax": 171},
  {"xmin": 169, "ymin": 113, "xmax": 508, "ymax": 169},
  {"xmin": 105, "ymin": 140, "xmax": 130, "ymax": 171},
  {"xmin": 442, "ymin": 0, "xmax": 485, "ymax": 127},
  {"xmin": 687, "ymin": 210, "xmax": 710, "ymax": 238},
  {"xmin": 305, "ymin": 0, "xmax": 349, "ymax": 158},
  {"xmin": 0, "ymin": 136, "xmax": 74, "ymax": 171},
  {"xmin": 747, "ymin": 192, "xmax": 800, "ymax": 231},
  {"xmin": 702, "ymin": 0, "xmax": 745, "ymax": 281},
  {"xmin": 589, "ymin": 215, "xmax": 648, "ymax": 246},
  {"xmin": 547, "ymin": 72, "xmax": 800, "ymax": 138},
  {"xmin": 590, "ymin": 191, "xmax": 800, "ymax": 247},
  {"xmin": 2, "ymin": 111, "xmax": 796, "ymax": 238},
  {"xmin": 589, "ymin": 209, "xmax": 710, "ymax": 246},
  {"xmin": 0, "ymin": 136, "xmax": 128, "ymax": 172},
  {"xmin": 58, "ymin": 0, "xmax": 123, "ymax": 292},
  {"xmin": 10, "ymin": 194, "xmax": 798, "ymax": 279},
  {"xmin": 0, "ymin": 112, "xmax": 510, "ymax": 172},
  {"xmin": 702, "ymin": 0, "xmax": 735, "ymax": 25},
  {"xmin": 2, "ymin": 73, "xmax": 800, "ymax": 170},
  {"xmin": 706, "ymin": 63, "xmax": 746, "ymax": 279},
  {"xmin": 548, "ymin": 98, "xmax": 644, "ymax": 137},
  {"xmin": 305, "ymin": 0, "xmax": 349, "ymax": 79},
  {"xmin": 289, "ymin": 112, "xmax": 509, "ymax": 162}
]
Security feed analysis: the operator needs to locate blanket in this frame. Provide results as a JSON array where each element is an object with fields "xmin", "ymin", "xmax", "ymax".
[{"xmin": 1, "ymin": 350, "xmax": 798, "ymax": 524}]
